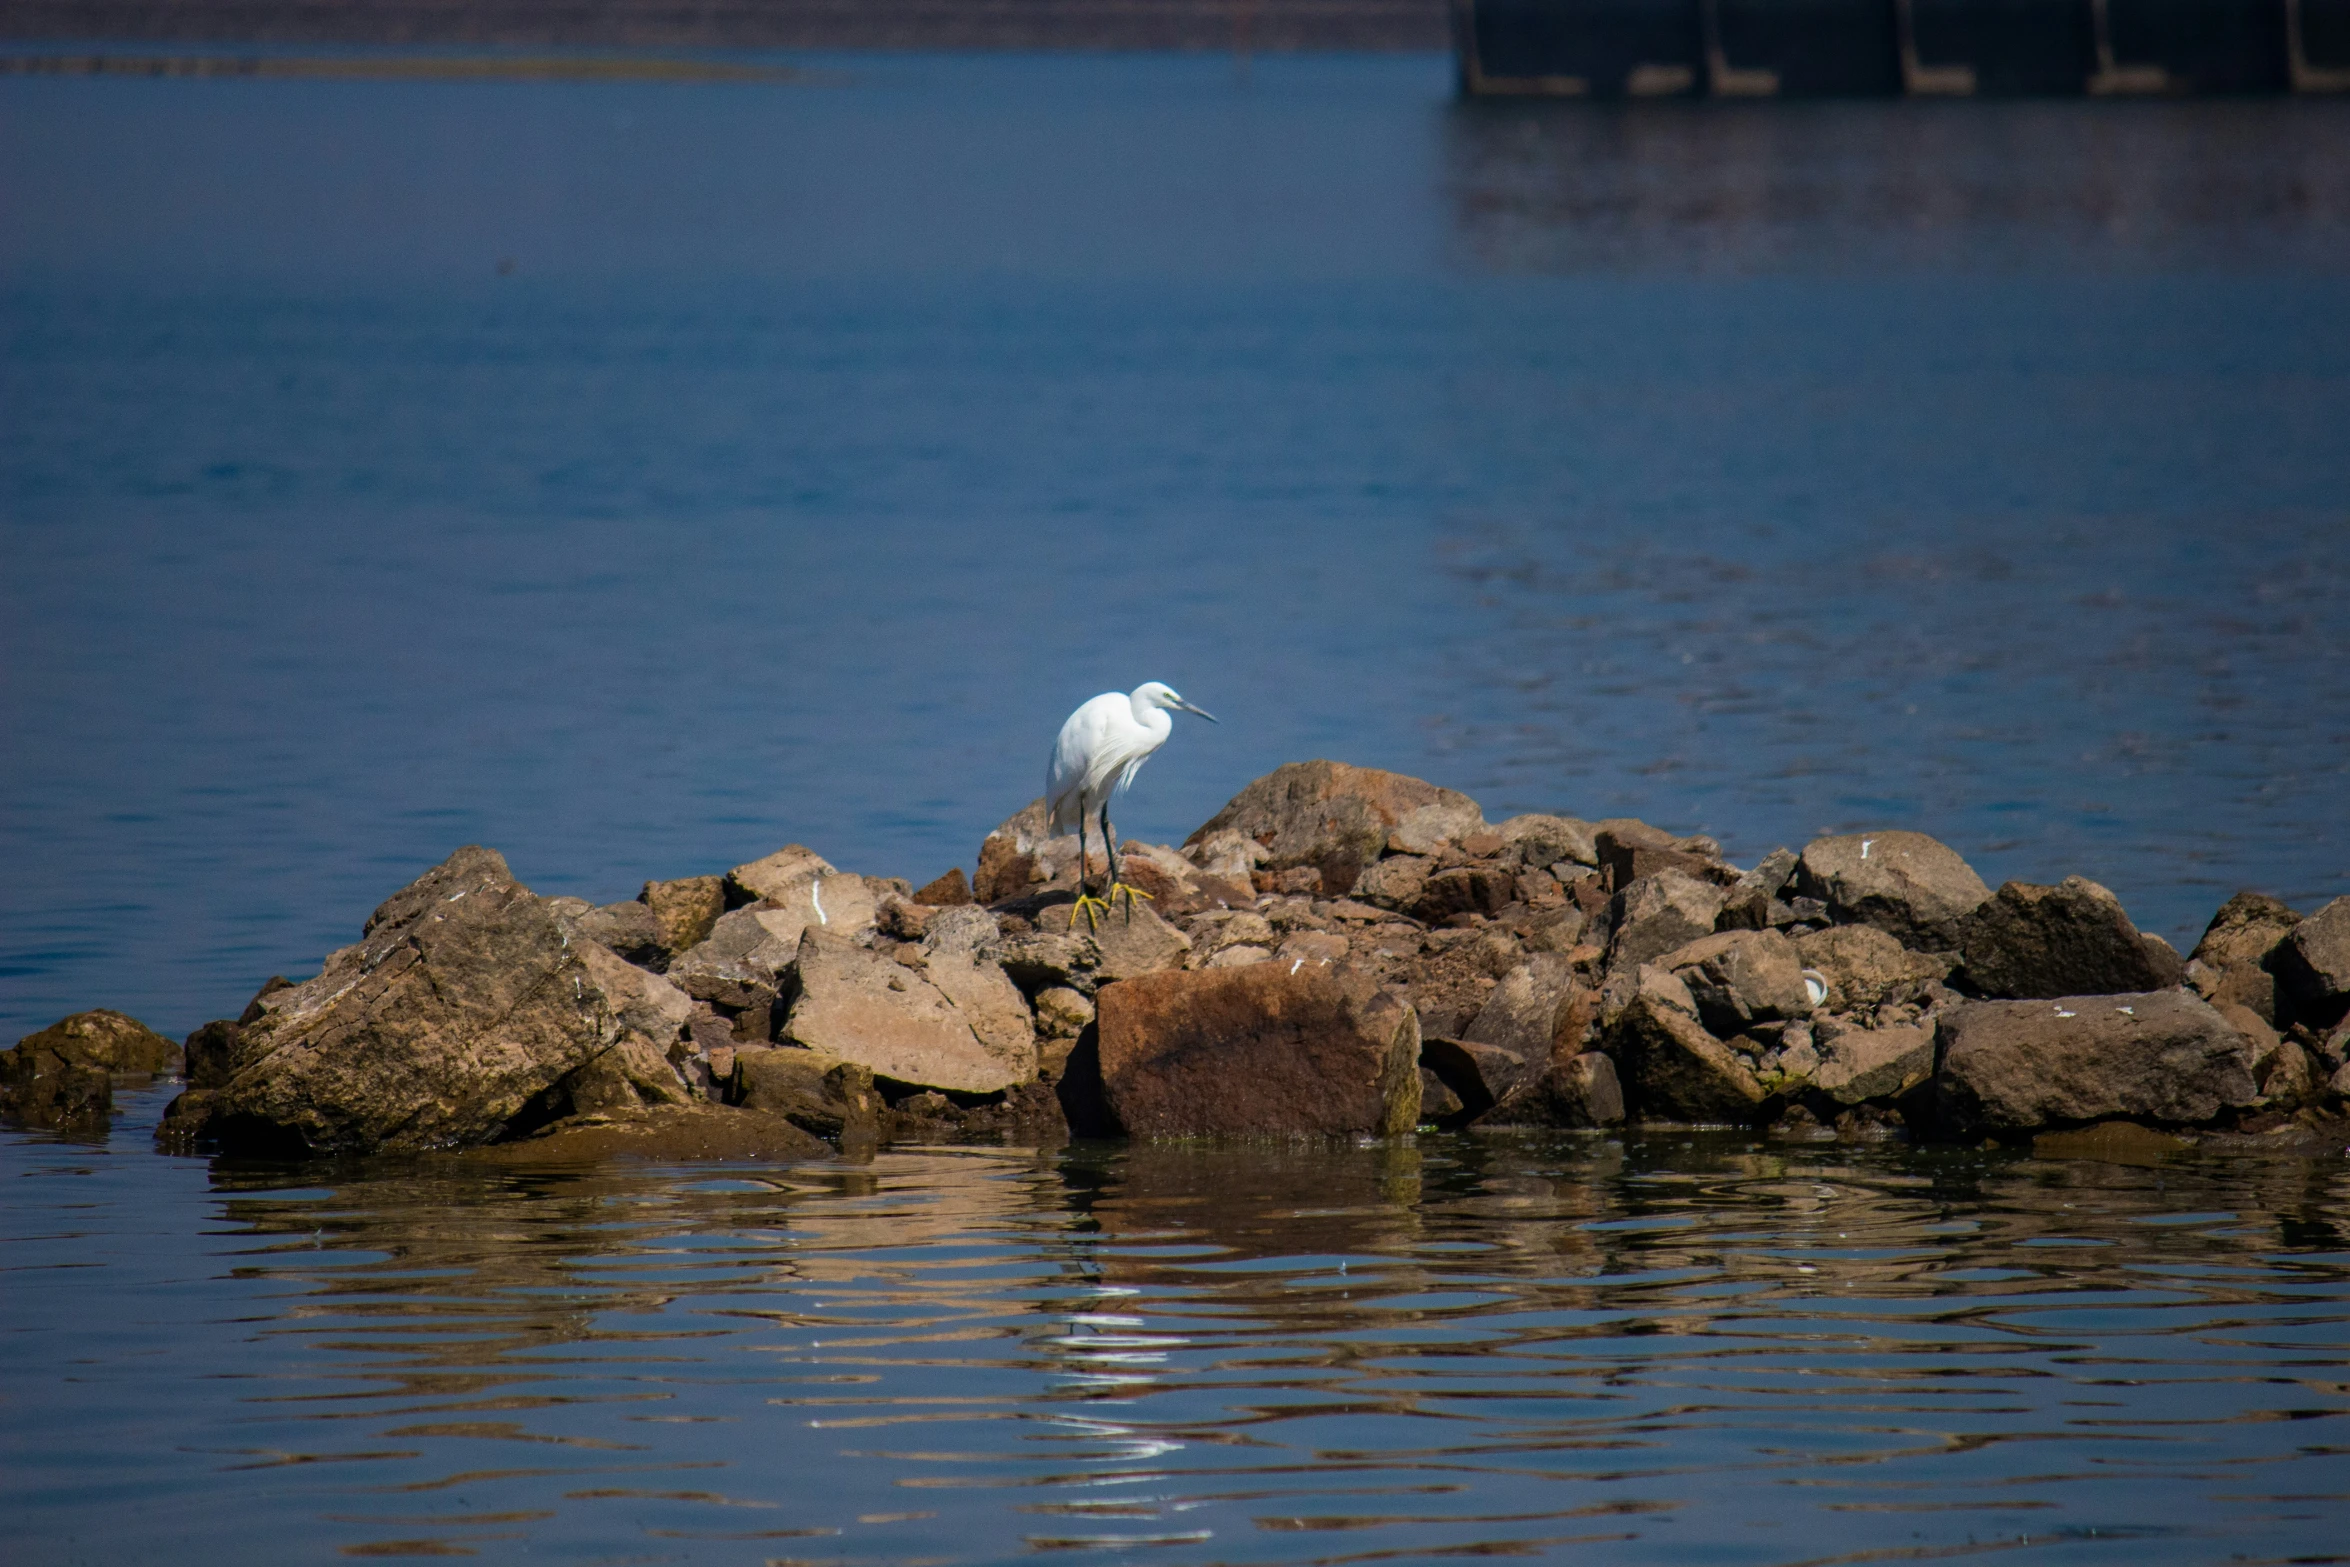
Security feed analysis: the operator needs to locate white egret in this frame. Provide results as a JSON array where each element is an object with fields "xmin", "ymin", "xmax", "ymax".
[{"xmin": 1047, "ymin": 682, "xmax": 1217, "ymax": 929}]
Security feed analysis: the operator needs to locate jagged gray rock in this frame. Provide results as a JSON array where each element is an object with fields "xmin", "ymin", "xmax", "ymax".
[
  {"xmin": 1606, "ymin": 871, "xmax": 1727, "ymax": 974},
  {"xmin": 1658, "ymin": 930, "xmax": 1814, "ymax": 1035}
]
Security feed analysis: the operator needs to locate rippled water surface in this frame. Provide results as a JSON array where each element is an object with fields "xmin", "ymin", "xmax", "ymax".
[
  {"xmin": 4, "ymin": 54, "xmax": 2350, "ymax": 1041},
  {"xmin": 6, "ymin": 1089, "xmax": 2349, "ymax": 1564}
]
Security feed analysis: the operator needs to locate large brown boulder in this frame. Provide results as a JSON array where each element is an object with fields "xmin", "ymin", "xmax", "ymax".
[
  {"xmin": 1605, "ymin": 992, "xmax": 1769, "ymax": 1124},
  {"xmin": 779, "ymin": 920, "xmax": 1036, "ymax": 1094},
  {"xmin": 1960, "ymin": 877, "xmax": 2184, "ymax": 999},
  {"xmin": 2187, "ymin": 891, "xmax": 2301, "ymax": 1025},
  {"xmin": 188, "ymin": 847, "xmax": 694, "ymax": 1156},
  {"xmin": 1935, "ymin": 990, "xmax": 2258, "ymax": 1133},
  {"xmin": 1183, "ymin": 761, "xmax": 1478, "ymax": 895},
  {"xmin": 1795, "ymin": 831, "xmax": 1990, "ymax": 951},
  {"xmin": 2271, "ymin": 896, "xmax": 2350, "ymax": 1031},
  {"xmin": 1094, "ymin": 963, "xmax": 1421, "ymax": 1137}
]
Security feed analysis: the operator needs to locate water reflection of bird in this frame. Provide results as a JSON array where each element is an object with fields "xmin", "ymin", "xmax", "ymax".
[{"xmin": 1048, "ymin": 682, "xmax": 1216, "ymax": 930}]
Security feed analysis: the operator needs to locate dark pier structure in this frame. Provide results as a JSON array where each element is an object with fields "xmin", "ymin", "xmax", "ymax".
[{"xmin": 1455, "ymin": 0, "xmax": 2350, "ymax": 95}]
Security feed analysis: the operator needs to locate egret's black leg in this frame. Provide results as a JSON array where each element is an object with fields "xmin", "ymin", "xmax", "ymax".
[
  {"xmin": 1068, "ymin": 806, "xmax": 1109, "ymax": 932},
  {"xmin": 1103, "ymin": 803, "xmax": 1154, "ymax": 923}
]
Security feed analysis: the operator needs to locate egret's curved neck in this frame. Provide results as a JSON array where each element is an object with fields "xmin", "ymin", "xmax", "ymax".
[{"xmin": 1127, "ymin": 694, "xmax": 1173, "ymax": 740}]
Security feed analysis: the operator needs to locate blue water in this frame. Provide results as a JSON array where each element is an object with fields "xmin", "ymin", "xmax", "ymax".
[
  {"xmin": 6, "ymin": 1089, "xmax": 2349, "ymax": 1566},
  {"xmin": 4, "ymin": 52, "xmax": 2349, "ymax": 1045}
]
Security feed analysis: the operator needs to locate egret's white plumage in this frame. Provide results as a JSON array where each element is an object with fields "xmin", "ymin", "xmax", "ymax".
[{"xmin": 1045, "ymin": 682, "xmax": 1215, "ymax": 924}]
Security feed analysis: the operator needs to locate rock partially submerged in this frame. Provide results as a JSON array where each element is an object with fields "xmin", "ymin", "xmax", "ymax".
[
  {"xmin": 1, "ymin": 1009, "xmax": 180, "ymax": 1132},
  {"xmin": 169, "ymin": 848, "xmax": 702, "ymax": 1156}
]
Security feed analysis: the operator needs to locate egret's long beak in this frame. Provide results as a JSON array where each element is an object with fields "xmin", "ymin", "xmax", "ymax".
[{"xmin": 1176, "ymin": 699, "xmax": 1218, "ymax": 723}]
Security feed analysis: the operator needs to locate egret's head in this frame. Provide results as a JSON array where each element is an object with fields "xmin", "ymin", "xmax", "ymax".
[{"xmin": 1134, "ymin": 681, "xmax": 1217, "ymax": 723}]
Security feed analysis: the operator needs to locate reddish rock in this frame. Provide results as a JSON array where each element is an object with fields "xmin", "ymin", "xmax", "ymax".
[
  {"xmin": 1095, "ymin": 963, "xmax": 1421, "ymax": 1137},
  {"xmin": 1594, "ymin": 819, "xmax": 1718, "ymax": 892},
  {"xmin": 913, "ymin": 867, "xmax": 974, "ymax": 906},
  {"xmin": 1185, "ymin": 760, "xmax": 1479, "ymax": 895}
]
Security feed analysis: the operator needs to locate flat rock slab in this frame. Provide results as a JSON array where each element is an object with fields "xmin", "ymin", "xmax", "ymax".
[
  {"xmin": 1095, "ymin": 964, "xmax": 1421, "ymax": 1137},
  {"xmin": 1811, "ymin": 1021, "xmax": 1934, "ymax": 1106},
  {"xmin": 1937, "ymin": 989, "xmax": 2257, "ymax": 1133},
  {"xmin": 782, "ymin": 928, "xmax": 1035, "ymax": 1094}
]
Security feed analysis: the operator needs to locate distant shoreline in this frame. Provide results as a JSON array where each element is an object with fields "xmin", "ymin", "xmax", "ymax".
[{"xmin": 0, "ymin": 0, "xmax": 1452, "ymax": 52}]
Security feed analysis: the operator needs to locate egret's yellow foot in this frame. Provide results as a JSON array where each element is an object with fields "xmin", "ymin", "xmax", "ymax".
[
  {"xmin": 1109, "ymin": 882, "xmax": 1155, "ymax": 922},
  {"xmin": 1066, "ymin": 892, "xmax": 1111, "ymax": 932}
]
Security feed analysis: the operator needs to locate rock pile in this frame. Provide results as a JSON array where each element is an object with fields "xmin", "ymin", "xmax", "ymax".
[{"xmin": 11, "ymin": 759, "xmax": 2349, "ymax": 1158}]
